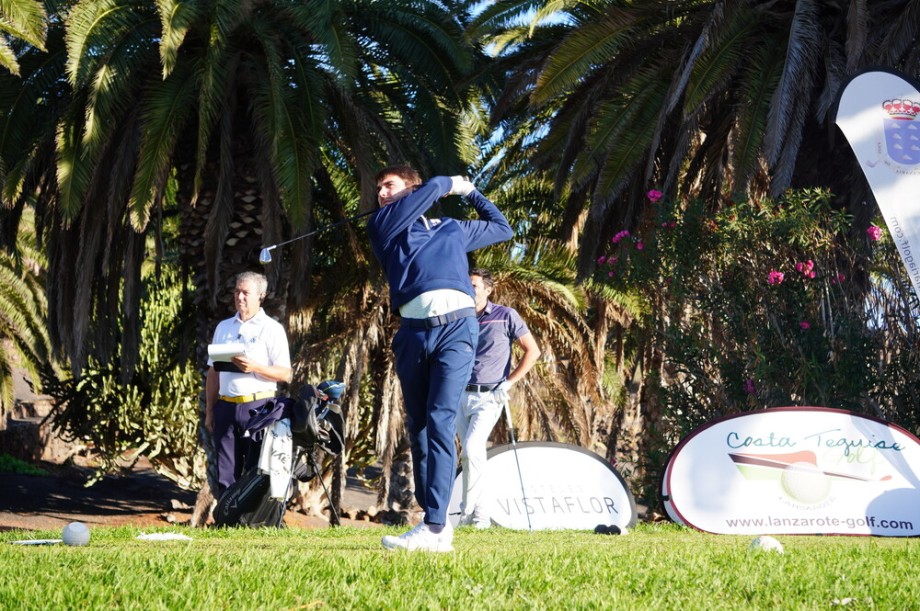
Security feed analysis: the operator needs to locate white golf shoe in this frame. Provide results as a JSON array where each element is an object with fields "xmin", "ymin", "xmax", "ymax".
[{"xmin": 381, "ymin": 522, "xmax": 454, "ymax": 552}]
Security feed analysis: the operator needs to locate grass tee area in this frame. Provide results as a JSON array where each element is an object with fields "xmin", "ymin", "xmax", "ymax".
[{"xmin": 2, "ymin": 523, "xmax": 918, "ymax": 609}]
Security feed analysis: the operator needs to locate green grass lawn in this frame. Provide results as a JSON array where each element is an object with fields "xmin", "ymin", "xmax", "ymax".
[{"xmin": 1, "ymin": 523, "xmax": 917, "ymax": 609}]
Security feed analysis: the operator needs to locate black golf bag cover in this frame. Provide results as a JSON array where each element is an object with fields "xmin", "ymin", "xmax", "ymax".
[
  {"xmin": 290, "ymin": 384, "xmax": 345, "ymax": 456},
  {"xmin": 213, "ymin": 468, "xmax": 284, "ymax": 527}
]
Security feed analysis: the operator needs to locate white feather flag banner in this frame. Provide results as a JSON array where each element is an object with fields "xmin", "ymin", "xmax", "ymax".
[{"xmin": 835, "ymin": 69, "xmax": 920, "ymax": 298}]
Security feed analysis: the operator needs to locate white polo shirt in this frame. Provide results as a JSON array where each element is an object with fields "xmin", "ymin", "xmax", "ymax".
[{"xmin": 208, "ymin": 308, "xmax": 291, "ymax": 397}]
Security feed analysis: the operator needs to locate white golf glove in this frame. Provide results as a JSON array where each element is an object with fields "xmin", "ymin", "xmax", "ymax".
[
  {"xmin": 449, "ymin": 175, "xmax": 475, "ymax": 197},
  {"xmin": 492, "ymin": 380, "xmax": 513, "ymax": 404}
]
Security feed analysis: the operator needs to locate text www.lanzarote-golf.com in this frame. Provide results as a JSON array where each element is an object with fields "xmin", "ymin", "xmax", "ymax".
[{"xmin": 724, "ymin": 515, "xmax": 914, "ymax": 533}]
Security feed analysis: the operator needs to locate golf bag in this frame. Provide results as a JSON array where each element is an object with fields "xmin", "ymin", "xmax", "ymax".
[{"xmin": 214, "ymin": 380, "xmax": 346, "ymax": 528}]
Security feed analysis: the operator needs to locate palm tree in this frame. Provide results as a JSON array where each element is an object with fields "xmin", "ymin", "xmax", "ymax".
[
  {"xmin": 476, "ymin": 0, "xmax": 920, "ymax": 266},
  {"xmin": 0, "ymin": 0, "xmax": 492, "ymax": 520},
  {"xmin": 0, "ymin": 0, "xmax": 486, "ymax": 375}
]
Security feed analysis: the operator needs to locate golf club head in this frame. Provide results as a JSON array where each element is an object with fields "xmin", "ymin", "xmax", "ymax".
[{"xmin": 258, "ymin": 247, "xmax": 274, "ymax": 264}]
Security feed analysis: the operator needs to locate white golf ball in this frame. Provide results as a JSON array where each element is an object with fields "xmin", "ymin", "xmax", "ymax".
[
  {"xmin": 749, "ymin": 535, "xmax": 783, "ymax": 553},
  {"xmin": 62, "ymin": 521, "xmax": 90, "ymax": 546}
]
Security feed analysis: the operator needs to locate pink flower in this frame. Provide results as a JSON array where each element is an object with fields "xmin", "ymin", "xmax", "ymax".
[
  {"xmin": 867, "ymin": 225, "xmax": 883, "ymax": 241},
  {"xmin": 767, "ymin": 270, "xmax": 785, "ymax": 285},
  {"xmin": 608, "ymin": 271, "xmax": 615, "ymax": 277},
  {"xmin": 808, "ymin": 270, "xmax": 816, "ymax": 279},
  {"xmin": 743, "ymin": 379, "xmax": 756, "ymax": 394},
  {"xmin": 612, "ymin": 230, "xmax": 631, "ymax": 244},
  {"xmin": 597, "ymin": 256, "xmax": 607, "ymax": 264},
  {"xmin": 796, "ymin": 260, "xmax": 815, "ymax": 276},
  {"xmin": 647, "ymin": 189, "xmax": 663, "ymax": 203},
  {"xmin": 837, "ymin": 273, "xmax": 845, "ymax": 282},
  {"xmin": 800, "ymin": 321, "xmax": 810, "ymax": 330},
  {"xmin": 636, "ymin": 241, "xmax": 644, "ymax": 251}
]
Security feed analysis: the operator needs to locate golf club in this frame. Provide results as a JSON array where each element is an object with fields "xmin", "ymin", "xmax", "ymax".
[
  {"xmin": 503, "ymin": 398, "xmax": 533, "ymax": 532},
  {"xmin": 258, "ymin": 208, "xmax": 378, "ymax": 263}
]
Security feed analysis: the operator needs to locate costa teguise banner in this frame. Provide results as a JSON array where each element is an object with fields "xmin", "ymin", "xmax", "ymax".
[
  {"xmin": 663, "ymin": 407, "xmax": 920, "ymax": 536},
  {"xmin": 835, "ymin": 69, "xmax": 920, "ymax": 296},
  {"xmin": 448, "ymin": 441, "xmax": 637, "ymax": 531}
]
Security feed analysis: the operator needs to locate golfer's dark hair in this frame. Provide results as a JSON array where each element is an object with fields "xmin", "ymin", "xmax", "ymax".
[
  {"xmin": 236, "ymin": 271, "xmax": 268, "ymax": 298},
  {"xmin": 375, "ymin": 164, "xmax": 422, "ymax": 187},
  {"xmin": 469, "ymin": 268, "xmax": 494, "ymax": 290}
]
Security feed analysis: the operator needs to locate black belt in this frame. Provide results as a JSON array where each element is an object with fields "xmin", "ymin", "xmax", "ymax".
[
  {"xmin": 466, "ymin": 383, "xmax": 500, "ymax": 392},
  {"xmin": 400, "ymin": 307, "xmax": 476, "ymax": 329}
]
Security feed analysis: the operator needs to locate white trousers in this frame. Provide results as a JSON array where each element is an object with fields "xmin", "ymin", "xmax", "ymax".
[{"xmin": 456, "ymin": 389, "xmax": 503, "ymax": 522}]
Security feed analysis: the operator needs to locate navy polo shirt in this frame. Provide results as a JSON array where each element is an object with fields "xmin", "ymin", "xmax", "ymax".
[{"xmin": 470, "ymin": 301, "xmax": 530, "ymax": 384}]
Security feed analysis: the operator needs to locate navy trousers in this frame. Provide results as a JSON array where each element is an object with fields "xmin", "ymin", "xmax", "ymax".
[
  {"xmin": 213, "ymin": 397, "xmax": 271, "ymax": 496},
  {"xmin": 393, "ymin": 315, "xmax": 478, "ymax": 525}
]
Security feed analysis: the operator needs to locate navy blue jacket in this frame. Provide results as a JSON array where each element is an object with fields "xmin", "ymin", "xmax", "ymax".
[{"xmin": 367, "ymin": 176, "xmax": 513, "ymax": 312}]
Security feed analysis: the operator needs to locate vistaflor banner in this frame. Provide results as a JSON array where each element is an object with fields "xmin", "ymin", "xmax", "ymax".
[
  {"xmin": 835, "ymin": 69, "xmax": 920, "ymax": 296},
  {"xmin": 447, "ymin": 441, "xmax": 638, "ymax": 531},
  {"xmin": 662, "ymin": 407, "xmax": 920, "ymax": 536}
]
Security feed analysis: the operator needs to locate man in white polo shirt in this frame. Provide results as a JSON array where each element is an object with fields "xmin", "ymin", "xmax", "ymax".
[{"xmin": 205, "ymin": 271, "xmax": 292, "ymax": 497}]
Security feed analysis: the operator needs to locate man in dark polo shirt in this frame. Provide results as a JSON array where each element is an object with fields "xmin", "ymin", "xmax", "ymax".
[{"xmin": 457, "ymin": 268, "xmax": 541, "ymax": 528}]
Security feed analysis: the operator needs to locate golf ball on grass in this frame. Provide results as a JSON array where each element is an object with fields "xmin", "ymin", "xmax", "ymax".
[
  {"xmin": 62, "ymin": 522, "xmax": 90, "ymax": 546},
  {"xmin": 749, "ymin": 535, "xmax": 783, "ymax": 553}
]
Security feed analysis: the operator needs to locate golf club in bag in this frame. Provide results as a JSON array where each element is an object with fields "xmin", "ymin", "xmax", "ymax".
[
  {"xmin": 259, "ymin": 209, "xmax": 378, "ymax": 264},
  {"xmin": 214, "ymin": 380, "xmax": 346, "ymax": 528}
]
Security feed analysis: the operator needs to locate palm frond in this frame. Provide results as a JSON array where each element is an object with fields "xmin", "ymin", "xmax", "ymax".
[
  {"xmin": 763, "ymin": 0, "xmax": 822, "ymax": 169},
  {"xmin": 730, "ymin": 45, "xmax": 781, "ymax": 197},
  {"xmin": 533, "ymin": 9, "xmax": 635, "ymax": 105},
  {"xmin": 65, "ymin": 0, "xmax": 145, "ymax": 87},
  {"xmin": 0, "ymin": 0, "xmax": 47, "ymax": 51},
  {"xmin": 129, "ymin": 61, "xmax": 198, "ymax": 229},
  {"xmin": 155, "ymin": 0, "xmax": 204, "ymax": 79}
]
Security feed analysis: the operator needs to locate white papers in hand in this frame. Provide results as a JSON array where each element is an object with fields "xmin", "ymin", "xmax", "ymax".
[{"xmin": 208, "ymin": 343, "xmax": 245, "ymax": 362}]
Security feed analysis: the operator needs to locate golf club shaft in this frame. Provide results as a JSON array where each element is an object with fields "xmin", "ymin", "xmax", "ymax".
[
  {"xmin": 503, "ymin": 399, "xmax": 533, "ymax": 532},
  {"xmin": 265, "ymin": 208, "xmax": 378, "ymax": 251}
]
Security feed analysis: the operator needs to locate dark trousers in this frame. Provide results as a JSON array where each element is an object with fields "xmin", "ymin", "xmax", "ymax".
[
  {"xmin": 393, "ymin": 315, "xmax": 478, "ymax": 525},
  {"xmin": 213, "ymin": 397, "xmax": 271, "ymax": 497}
]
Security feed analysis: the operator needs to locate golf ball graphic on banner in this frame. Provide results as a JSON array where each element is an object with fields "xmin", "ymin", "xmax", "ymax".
[
  {"xmin": 62, "ymin": 522, "xmax": 90, "ymax": 546},
  {"xmin": 781, "ymin": 461, "xmax": 832, "ymax": 504}
]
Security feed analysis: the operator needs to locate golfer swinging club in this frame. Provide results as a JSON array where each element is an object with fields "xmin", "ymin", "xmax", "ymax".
[{"xmin": 368, "ymin": 165, "xmax": 512, "ymax": 552}]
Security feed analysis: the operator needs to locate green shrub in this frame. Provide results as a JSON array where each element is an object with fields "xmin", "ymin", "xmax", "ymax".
[
  {"xmin": 599, "ymin": 187, "xmax": 920, "ymax": 447},
  {"xmin": 44, "ymin": 268, "xmax": 201, "ymax": 486},
  {"xmin": 0, "ymin": 453, "xmax": 47, "ymax": 475}
]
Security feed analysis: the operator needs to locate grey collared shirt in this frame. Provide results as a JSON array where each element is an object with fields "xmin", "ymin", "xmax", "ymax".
[{"xmin": 470, "ymin": 301, "xmax": 529, "ymax": 384}]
